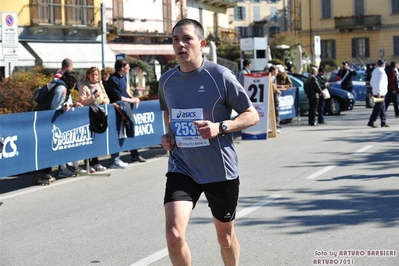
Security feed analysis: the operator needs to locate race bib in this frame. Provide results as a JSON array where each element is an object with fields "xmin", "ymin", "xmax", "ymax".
[{"xmin": 171, "ymin": 108, "xmax": 210, "ymax": 148}]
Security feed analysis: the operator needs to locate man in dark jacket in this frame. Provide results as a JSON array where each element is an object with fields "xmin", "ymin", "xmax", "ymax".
[
  {"xmin": 337, "ymin": 62, "xmax": 357, "ymax": 93},
  {"xmin": 384, "ymin": 61, "xmax": 399, "ymax": 117},
  {"xmin": 105, "ymin": 59, "xmax": 146, "ymax": 167}
]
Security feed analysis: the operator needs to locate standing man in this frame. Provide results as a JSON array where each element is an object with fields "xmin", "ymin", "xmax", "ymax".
[
  {"xmin": 368, "ymin": 60, "xmax": 389, "ymax": 128},
  {"xmin": 54, "ymin": 58, "xmax": 74, "ymax": 79},
  {"xmin": 238, "ymin": 59, "xmax": 251, "ymax": 86},
  {"xmin": 105, "ymin": 59, "xmax": 146, "ymax": 168},
  {"xmin": 158, "ymin": 19, "xmax": 259, "ymax": 266},
  {"xmin": 337, "ymin": 61, "xmax": 357, "ymax": 94},
  {"xmin": 384, "ymin": 61, "xmax": 399, "ymax": 117}
]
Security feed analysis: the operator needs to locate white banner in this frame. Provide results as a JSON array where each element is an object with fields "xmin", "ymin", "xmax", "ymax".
[{"xmin": 242, "ymin": 72, "xmax": 270, "ymax": 140}]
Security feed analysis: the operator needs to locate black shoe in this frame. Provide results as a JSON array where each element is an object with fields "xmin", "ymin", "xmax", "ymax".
[
  {"xmin": 309, "ymin": 123, "xmax": 317, "ymax": 126},
  {"xmin": 367, "ymin": 122, "xmax": 377, "ymax": 128},
  {"xmin": 318, "ymin": 122, "xmax": 326, "ymax": 124},
  {"xmin": 131, "ymin": 155, "xmax": 146, "ymax": 163},
  {"xmin": 381, "ymin": 124, "xmax": 390, "ymax": 127}
]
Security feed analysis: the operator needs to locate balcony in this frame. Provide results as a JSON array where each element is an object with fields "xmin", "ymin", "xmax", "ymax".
[
  {"xmin": 193, "ymin": 0, "xmax": 237, "ymax": 8},
  {"xmin": 334, "ymin": 15, "xmax": 381, "ymax": 31}
]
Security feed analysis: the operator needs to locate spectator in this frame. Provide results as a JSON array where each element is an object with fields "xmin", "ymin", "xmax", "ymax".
[
  {"xmin": 365, "ymin": 63, "xmax": 375, "ymax": 108},
  {"xmin": 158, "ymin": 18, "xmax": 259, "ymax": 265},
  {"xmin": 317, "ymin": 66, "xmax": 329, "ymax": 124},
  {"xmin": 337, "ymin": 61, "xmax": 357, "ymax": 94},
  {"xmin": 305, "ymin": 67, "xmax": 323, "ymax": 126},
  {"xmin": 368, "ymin": 60, "xmax": 389, "ymax": 128},
  {"xmin": 78, "ymin": 67, "xmax": 110, "ymax": 173},
  {"xmin": 105, "ymin": 59, "xmax": 146, "ymax": 168},
  {"xmin": 101, "ymin": 67, "xmax": 114, "ymax": 88},
  {"xmin": 384, "ymin": 61, "xmax": 399, "ymax": 118},
  {"xmin": 33, "ymin": 71, "xmax": 83, "ymax": 184},
  {"xmin": 54, "ymin": 58, "xmax": 74, "ymax": 79},
  {"xmin": 268, "ymin": 65, "xmax": 282, "ymax": 133},
  {"xmin": 238, "ymin": 59, "xmax": 251, "ymax": 86}
]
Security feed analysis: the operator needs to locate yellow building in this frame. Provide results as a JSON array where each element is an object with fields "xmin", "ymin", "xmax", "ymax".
[{"xmin": 290, "ymin": 0, "xmax": 399, "ymax": 66}]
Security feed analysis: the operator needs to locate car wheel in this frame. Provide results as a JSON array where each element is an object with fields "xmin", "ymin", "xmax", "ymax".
[{"xmin": 326, "ymin": 97, "xmax": 342, "ymax": 115}]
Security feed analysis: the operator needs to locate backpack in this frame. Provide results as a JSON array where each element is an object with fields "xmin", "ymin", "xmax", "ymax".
[
  {"xmin": 33, "ymin": 80, "xmax": 67, "ymax": 111},
  {"xmin": 89, "ymin": 105, "xmax": 108, "ymax": 134}
]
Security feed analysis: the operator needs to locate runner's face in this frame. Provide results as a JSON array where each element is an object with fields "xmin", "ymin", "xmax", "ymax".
[{"xmin": 172, "ymin": 24, "xmax": 205, "ymax": 71}]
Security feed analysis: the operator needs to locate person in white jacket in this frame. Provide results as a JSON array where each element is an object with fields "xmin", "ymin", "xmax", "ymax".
[{"xmin": 367, "ymin": 59, "xmax": 389, "ymax": 128}]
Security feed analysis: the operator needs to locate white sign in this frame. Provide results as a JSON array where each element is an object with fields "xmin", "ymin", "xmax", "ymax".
[
  {"xmin": 242, "ymin": 72, "xmax": 270, "ymax": 140},
  {"xmin": 2, "ymin": 12, "xmax": 19, "ymax": 63},
  {"xmin": 2, "ymin": 13, "xmax": 18, "ymax": 48},
  {"xmin": 314, "ymin": 36, "xmax": 321, "ymax": 56}
]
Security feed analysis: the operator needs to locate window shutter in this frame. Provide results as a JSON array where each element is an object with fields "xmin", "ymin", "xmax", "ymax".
[
  {"xmin": 332, "ymin": 40, "xmax": 336, "ymax": 59},
  {"xmin": 351, "ymin": 39, "xmax": 356, "ymax": 57},
  {"xmin": 365, "ymin": 38, "xmax": 370, "ymax": 57}
]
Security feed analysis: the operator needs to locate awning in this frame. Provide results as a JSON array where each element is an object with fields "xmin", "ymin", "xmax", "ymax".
[
  {"xmin": 25, "ymin": 42, "xmax": 117, "ymax": 69},
  {"xmin": 107, "ymin": 43, "xmax": 175, "ymax": 56},
  {"xmin": 0, "ymin": 43, "xmax": 36, "ymax": 67}
]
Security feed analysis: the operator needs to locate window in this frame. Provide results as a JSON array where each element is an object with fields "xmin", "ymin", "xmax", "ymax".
[
  {"xmin": 394, "ymin": 36, "xmax": 399, "ymax": 56},
  {"xmin": 321, "ymin": 40, "xmax": 336, "ymax": 59},
  {"xmin": 253, "ymin": 6, "xmax": 261, "ymax": 21},
  {"xmin": 354, "ymin": 0, "xmax": 365, "ymax": 15},
  {"xmin": 268, "ymin": 26, "xmax": 280, "ymax": 38},
  {"xmin": 65, "ymin": 0, "xmax": 94, "ymax": 26},
  {"xmin": 267, "ymin": 0, "xmax": 280, "ymax": 3},
  {"xmin": 235, "ymin": 6, "xmax": 246, "ymax": 20},
  {"xmin": 321, "ymin": 0, "xmax": 332, "ymax": 19},
  {"xmin": 31, "ymin": 0, "xmax": 62, "ymax": 25},
  {"xmin": 351, "ymin": 38, "xmax": 369, "ymax": 58},
  {"xmin": 392, "ymin": 0, "xmax": 399, "ymax": 14},
  {"xmin": 270, "ymin": 6, "xmax": 277, "ymax": 22},
  {"xmin": 235, "ymin": 27, "xmax": 248, "ymax": 38},
  {"xmin": 252, "ymin": 26, "xmax": 264, "ymax": 37},
  {"xmin": 251, "ymin": 0, "xmax": 261, "ymax": 2}
]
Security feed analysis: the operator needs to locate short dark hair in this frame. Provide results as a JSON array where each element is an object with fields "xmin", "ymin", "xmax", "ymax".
[
  {"xmin": 61, "ymin": 58, "xmax": 73, "ymax": 70},
  {"xmin": 172, "ymin": 18, "xmax": 204, "ymax": 40},
  {"xmin": 243, "ymin": 59, "xmax": 251, "ymax": 67},
  {"xmin": 61, "ymin": 71, "xmax": 78, "ymax": 90},
  {"xmin": 390, "ymin": 61, "xmax": 396, "ymax": 68},
  {"xmin": 115, "ymin": 59, "xmax": 129, "ymax": 72},
  {"xmin": 268, "ymin": 66, "xmax": 276, "ymax": 72}
]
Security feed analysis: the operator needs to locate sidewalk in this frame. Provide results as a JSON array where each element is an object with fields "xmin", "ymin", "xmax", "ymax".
[{"xmin": 0, "ymin": 146, "xmax": 168, "ymax": 195}]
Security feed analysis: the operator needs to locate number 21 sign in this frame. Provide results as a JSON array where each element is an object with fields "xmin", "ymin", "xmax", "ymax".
[{"xmin": 242, "ymin": 72, "xmax": 271, "ymax": 140}]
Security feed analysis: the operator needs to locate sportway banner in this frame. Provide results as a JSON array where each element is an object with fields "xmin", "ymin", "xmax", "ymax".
[{"xmin": 0, "ymin": 100, "xmax": 164, "ymax": 178}]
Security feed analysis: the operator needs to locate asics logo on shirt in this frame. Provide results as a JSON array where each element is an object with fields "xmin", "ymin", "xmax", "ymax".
[{"xmin": 176, "ymin": 110, "xmax": 197, "ymax": 118}]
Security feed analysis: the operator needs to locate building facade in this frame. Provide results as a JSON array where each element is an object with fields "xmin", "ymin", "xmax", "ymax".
[
  {"xmin": 291, "ymin": 0, "xmax": 399, "ymax": 66},
  {"xmin": 0, "ymin": 0, "xmax": 237, "ymax": 78}
]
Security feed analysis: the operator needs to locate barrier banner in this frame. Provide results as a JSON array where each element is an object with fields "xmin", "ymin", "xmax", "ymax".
[
  {"xmin": 0, "ymin": 100, "xmax": 164, "ymax": 178},
  {"xmin": 241, "ymin": 72, "xmax": 270, "ymax": 140},
  {"xmin": 279, "ymin": 87, "xmax": 298, "ymax": 121}
]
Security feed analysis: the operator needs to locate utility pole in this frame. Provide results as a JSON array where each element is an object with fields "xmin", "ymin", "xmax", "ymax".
[{"xmin": 101, "ymin": 1, "xmax": 106, "ymax": 69}]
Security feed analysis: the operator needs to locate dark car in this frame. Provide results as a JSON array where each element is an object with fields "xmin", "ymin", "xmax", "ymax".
[{"xmin": 288, "ymin": 73, "xmax": 356, "ymax": 115}]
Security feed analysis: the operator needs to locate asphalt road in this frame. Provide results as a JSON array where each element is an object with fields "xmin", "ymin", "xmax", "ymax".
[{"xmin": 1, "ymin": 105, "xmax": 398, "ymax": 266}]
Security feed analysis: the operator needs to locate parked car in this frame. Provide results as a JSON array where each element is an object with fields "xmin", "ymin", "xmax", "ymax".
[
  {"xmin": 329, "ymin": 70, "xmax": 366, "ymax": 102},
  {"xmin": 288, "ymin": 73, "xmax": 356, "ymax": 115}
]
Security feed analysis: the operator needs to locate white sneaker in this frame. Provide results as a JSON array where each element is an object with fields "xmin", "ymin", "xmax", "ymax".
[
  {"xmin": 110, "ymin": 159, "xmax": 128, "ymax": 169},
  {"xmin": 277, "ymin": 129, "xmax": 282, "ymax": 134},
  {"xmin": 58, "ymin": 168, "xmax": 77, "ymax": 178},
  {"xmin": 93, "ymin": 164, "xmax": 107, "ymax": 171},
  {"xmin": 89, "ymin": 166, "xmax": 96, "ymax": 173},
  {"xmin": 74, "ymin": 167, "xmax": 87, "ymax": 174}
]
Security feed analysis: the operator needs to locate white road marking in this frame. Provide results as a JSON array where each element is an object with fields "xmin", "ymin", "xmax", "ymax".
[
  {"xmin": 306, "ymin": 144, "xmax": 376, "ymax": 180},
  {"xmin": 306, "ymin": 165, "xmax": 337, "ymax": 180},
  {"xmin": 128, "ymin": 194, "xmax": 282, "ymax": 266},
  {"xmin": 353, "ymin": 145, "xmax": 373, "ymax": 154}
]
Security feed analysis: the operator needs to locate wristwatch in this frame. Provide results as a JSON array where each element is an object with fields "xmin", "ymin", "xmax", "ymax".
[{"xmin": 220, "ymin": 121, "xmax": 228, "ymax": 135}]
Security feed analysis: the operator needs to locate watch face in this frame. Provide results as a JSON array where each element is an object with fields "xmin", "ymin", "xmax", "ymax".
[{"xmin": 222, "ymin": 123, "xmax": 228, "ymax": 132}]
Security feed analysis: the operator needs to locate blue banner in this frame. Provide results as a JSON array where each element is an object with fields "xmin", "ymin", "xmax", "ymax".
[
  {"xmin": 0, "ymin": 100, "xmax": 164, "ymax": 178},
  {"xmin": 279, "ymin": 87, "xmax": 298, "ymax": 121}
]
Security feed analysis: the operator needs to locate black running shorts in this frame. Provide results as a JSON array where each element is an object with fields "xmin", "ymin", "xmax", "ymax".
[{"xmin": 164, "ymin": 172, "xmax": 240, "ymax": 222}]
